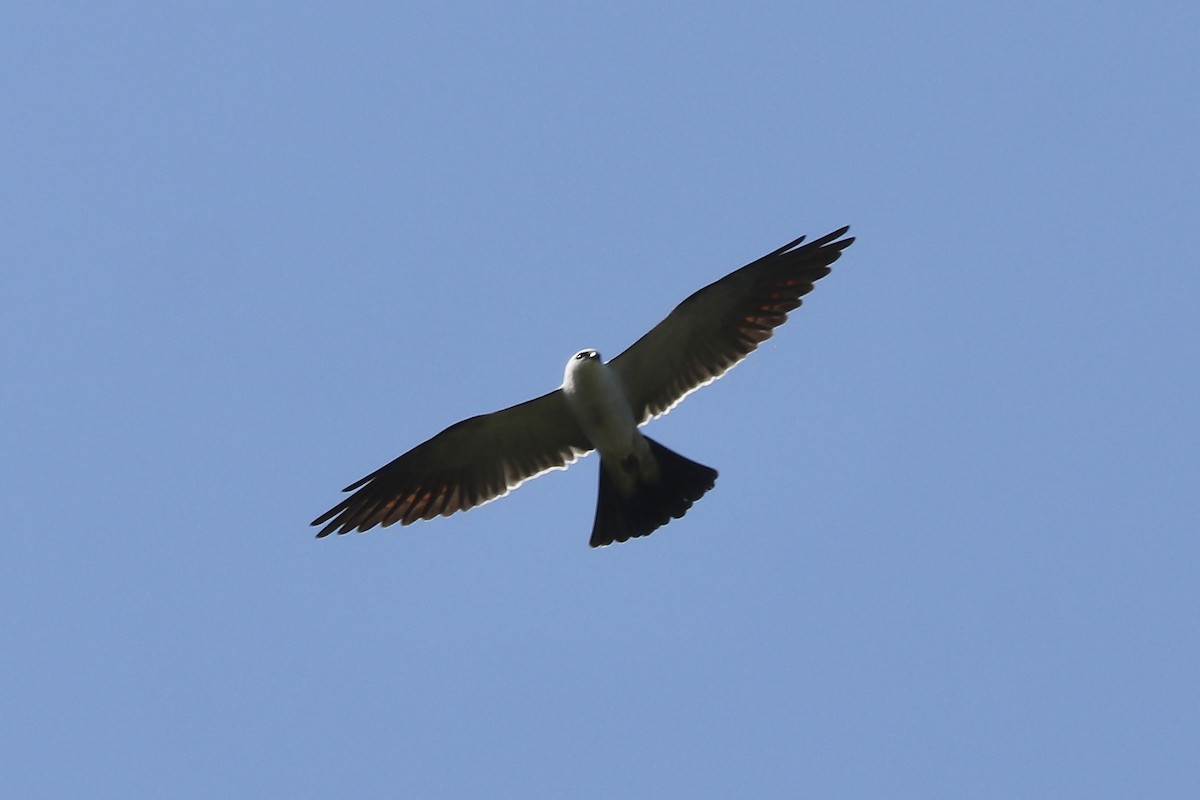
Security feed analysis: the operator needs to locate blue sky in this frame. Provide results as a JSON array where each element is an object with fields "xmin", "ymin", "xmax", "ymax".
[{"xmin": 4, "ymin": 2, "xmax": 1197, "ymax": 797}]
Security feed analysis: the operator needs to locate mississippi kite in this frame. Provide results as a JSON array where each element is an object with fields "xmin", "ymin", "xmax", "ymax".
[{"xmin": 312, "ymin": 226, "xmax": 853, "ymax": 547}]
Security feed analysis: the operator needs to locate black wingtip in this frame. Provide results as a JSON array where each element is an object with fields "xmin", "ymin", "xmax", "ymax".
[
  {"xmin": 753, "ymin": 225, "xmax": 853, "ymax": 266},
  {"xmin": 814, "ymin": 225, "xmax": 852, "ymax": 247},
  {"xmin": 310, "ymin": 508, "xmax": 342, "ymax": 537},
  {"xmin": 768, "ymin": 233, "xmax": 808, "ymax": 257},
  {"xmin": 801, "ymin": 225, "xmax": 852, "ymax": 249}
]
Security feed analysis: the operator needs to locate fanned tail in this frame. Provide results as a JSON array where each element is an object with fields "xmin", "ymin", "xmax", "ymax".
[{"xmin": 590, "ymin": 437, "xmax": 718, "ymax": 547}]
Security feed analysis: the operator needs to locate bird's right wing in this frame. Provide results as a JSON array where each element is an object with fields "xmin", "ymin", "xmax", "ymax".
[
  {"xmin": 611, "ymin": 227, "xmax": 852, "ymax": 424},
  {"xmin": 312, "ymin": 389, "xmax": 592, "ymax": 537}
]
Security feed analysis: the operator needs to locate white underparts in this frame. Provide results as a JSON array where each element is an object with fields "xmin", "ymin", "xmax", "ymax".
[{"xmin": 562, "ymin": 353, "xmax": 658, "ymax": 493}]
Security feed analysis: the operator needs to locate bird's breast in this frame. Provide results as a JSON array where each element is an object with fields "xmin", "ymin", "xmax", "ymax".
[{"xmin": 562, "ymin": 360, "xmax": 639, "ymax": 457}]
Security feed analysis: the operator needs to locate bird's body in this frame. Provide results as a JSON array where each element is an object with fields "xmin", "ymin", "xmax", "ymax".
[
  {"xmin": 561, "ymin": 350, "xmax": 638, "ymax": 462},
  {"xmin": 562, "ymin": 349, "xmax": 718, "ymax": 545},
  {"xmin": 312, "ymin": 226, "xmax": 854, "ymax": 546}
]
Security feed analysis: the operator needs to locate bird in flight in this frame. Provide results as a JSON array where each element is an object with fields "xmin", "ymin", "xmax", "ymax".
[{"xmin": 313, "ymin": 226, "xmax": 853, "ymax": 547}]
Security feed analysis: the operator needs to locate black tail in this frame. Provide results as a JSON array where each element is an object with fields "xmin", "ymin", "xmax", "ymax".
[{"xmin": 589, "ymin": 437, "xmax": 718, "ymax": 547}]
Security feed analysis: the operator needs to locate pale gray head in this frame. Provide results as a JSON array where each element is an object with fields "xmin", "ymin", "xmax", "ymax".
[
  {"xmin": 571, "ymin": 349, "xmax": 601, "ymax": 363},
  {"xmin": 563, "ymin": 348, "xmax": 601, "ymax": 385}
]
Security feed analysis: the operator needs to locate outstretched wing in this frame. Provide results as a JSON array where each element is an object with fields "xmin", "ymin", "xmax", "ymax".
[
  {"xmin": 312, "ymin": 389, "xmax": 592, "ymax": 537},
  {"xmin": 611, "ymin": 226, "xmax": 853, "ymax": 424}
]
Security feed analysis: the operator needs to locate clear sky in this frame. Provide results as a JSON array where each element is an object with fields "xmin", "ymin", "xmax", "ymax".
[{"xmin": 4, "ymin": 2, "xmax": 1197, "ymax": 797}]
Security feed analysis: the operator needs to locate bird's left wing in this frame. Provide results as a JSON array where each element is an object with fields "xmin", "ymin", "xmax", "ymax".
[
  {"xmin": 611, "ymin": 226, "xmax": 853, "ymax": 424},
  {"xmin": 312, "ymin": 389, "xmax": 591, "ymax": 537}
]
